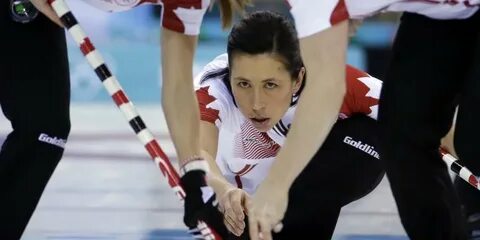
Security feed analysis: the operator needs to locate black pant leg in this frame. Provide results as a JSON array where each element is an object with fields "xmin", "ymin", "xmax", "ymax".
[
  {"xmin": 274, "ymin": 115, "xmax": 384, "ymax": 240},
  {"xmin": 378, "ymin": 12, "xmax": 478, "ymax": 240},
  {"xmin": 453, "ymin": 11, "xmax": 480, "ymax": 236},
  {"xmin": 0, "ymin": 2, "xmax": 71, "ymax": 239}
]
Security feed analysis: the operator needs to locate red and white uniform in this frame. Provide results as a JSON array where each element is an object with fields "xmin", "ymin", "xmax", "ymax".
[
  {"xmin": 287, "ymin": 0, "xmax": 480, "ymax": 38},
  {"xmin": 81, "ymin": 0, "xmax": 210, "ymax": 35},
  {"xmin": 195, "ymin": 54, "xmax": 382, "ymax": 194}
]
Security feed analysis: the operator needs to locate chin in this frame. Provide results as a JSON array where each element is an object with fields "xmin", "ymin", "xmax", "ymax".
[{"xmin": 254, "ymin": 125, "xmax": 273, "ymax": 132}]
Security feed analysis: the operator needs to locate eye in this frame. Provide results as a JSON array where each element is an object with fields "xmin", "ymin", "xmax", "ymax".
[
  {"xmin": 265, "ymin": 82, "xmax": 278, "ymax": 89},
  {"xmin": 237, "ymin": 81, "xmax": 251, "ymax": 88}
]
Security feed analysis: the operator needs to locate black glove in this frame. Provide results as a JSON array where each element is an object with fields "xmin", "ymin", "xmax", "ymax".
[
  {"xmin": 180, "ymin": 161, "xmax": 250, "ymax": 240},
  {"xmin": 180, "ymin": 159, "xmax": 226, "ymax": 240}
]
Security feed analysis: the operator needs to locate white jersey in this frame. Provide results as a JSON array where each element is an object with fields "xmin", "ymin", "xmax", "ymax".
[
  {"xmin": 80, "ymin": 0, "xmax": 210, "ymax": 35},
  {"xmin": 195, "ymin": 54, "xmax": 382, "ymax": 195},
  {"xmin": 287, "ymin": 0, "xmax": 480, "ymax": 38}
]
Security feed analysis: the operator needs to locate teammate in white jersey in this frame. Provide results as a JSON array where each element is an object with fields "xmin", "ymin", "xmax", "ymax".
[{"xmin": 246, "ymin": 1, "xmax": 480, "ymax": 240}]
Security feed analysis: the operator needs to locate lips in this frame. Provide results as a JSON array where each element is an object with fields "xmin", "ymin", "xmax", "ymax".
[
  {"xmin": 251, "ymin": 117, "xmax": 268, "ymax": 122},
  {"xmin": 250, "ymin": 117, "xmax": 270, "ymax": 129}
]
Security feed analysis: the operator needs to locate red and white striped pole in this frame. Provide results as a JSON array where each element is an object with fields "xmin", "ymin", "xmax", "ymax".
[
  {"xmin": 440, "ymin": 148, "xmax": 479, "ymax": 191},
  {"xmin": 47, "ymin": 0, "xmax": 219, "ymax": 238}
]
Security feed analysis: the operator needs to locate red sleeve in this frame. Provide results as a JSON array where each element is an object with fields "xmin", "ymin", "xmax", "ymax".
[
  {"xmin": 339, "ymin": 66, "xmax": 380, "ymax": 119},
  {"xmin": 161, "ymin": 0, "xmax": 208, "ymax": 35},
  {"xmin": 330, "ymin": 0, "xmax": 349, "ymax": 25},
  {"xmin": 196, "ymin": 86, "xmax": 221, "ymax": 124},
  {"xmin": 287, "ymin": 0, "xmax": 349, "ymax": 38}
]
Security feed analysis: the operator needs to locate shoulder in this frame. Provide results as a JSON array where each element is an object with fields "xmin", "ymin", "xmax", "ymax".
[
  {"xmin": 345, "ymin": 65, "xmax": 382, "ymax": 94},
  {"xmin": 160, "ymin": 0, "xmax": 210, "ymax": 35},
  {"xmin": 195, "ymin": 54, "xmax": 229, "ymax": 90},
  {"xmin": 195, "ymin": 54, "xmax": 237, "ymax": 126},
  {"xmin": 287, "ymin": 0, "xmax": 349, "ymax": 38}
]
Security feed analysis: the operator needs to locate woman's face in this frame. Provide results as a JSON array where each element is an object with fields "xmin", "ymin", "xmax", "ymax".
[{"xmin": 230, "ymin": 53, "xmax": 304, "ymax": 132}]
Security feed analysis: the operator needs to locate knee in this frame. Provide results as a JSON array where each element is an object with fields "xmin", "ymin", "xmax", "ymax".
[
  {"xmin": 378, "ymin": 96, "xmax": 455, "ymax": 151},
  {"xmin": 379, "ymin": 114, "xmax": 449, "ymax": 154},
  {"xmin": 37, "ymin": 119, "xmax": 71, "ymax": 148},
  {"xmin": 38, "ymin": 115, "xmax": 71, "ymax": 139},
  {"xmin": 454, "ymin": 129, "xmax": 480, "ymax": 173},
  {"xmin": 13, "ymin": 114, "xmax": 71, "ymax": 141}
]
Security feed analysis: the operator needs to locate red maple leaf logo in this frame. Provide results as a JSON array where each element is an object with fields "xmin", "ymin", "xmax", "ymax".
[
  {"xmin": 341, "ymin": 66, "xmax": 379, "ymax": 116},
  {"xmin": 196, "ymin": 86, "xmax": 220, "ymax": 123}
]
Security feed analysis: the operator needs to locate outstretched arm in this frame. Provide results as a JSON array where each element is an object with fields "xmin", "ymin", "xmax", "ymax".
[
  {"xmin": 161, "ymin": 28, "xmax": 202, "ymax": 166},
  {"xmin": 268, "ymin": 20, "xmax": 349, "ymax": 198},
  {"xmin": 248, "ymin": 20, "xmax": 350, "ymax": 240},
  {"xmin": 200, "ymin": 121, "xmax": 250, "ymax": 236},
  {"xmin": 200, "ymin": 122, "xmax": 231, "ymax": 195}
]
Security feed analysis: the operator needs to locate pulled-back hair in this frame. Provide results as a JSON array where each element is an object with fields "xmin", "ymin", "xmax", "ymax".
[{"xmin": 227, "ymin": 11, "xmax": 304, "ymax": 81}]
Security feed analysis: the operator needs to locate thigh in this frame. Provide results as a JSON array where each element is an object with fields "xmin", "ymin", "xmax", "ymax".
[
  {"xmin": 290, "ymin": 115, "xmax": 384, "ymax": 205},
  {"xmin": 455, "ymin": 11, "xmax": 480, "ymax": 174},
  {"xmin": 1, "ymin": 10, "xmax": 70, "ymax": 131},
  {"xmin": 0, "ymin": 11, "xmax": 71, "ymax": 198},
  {"xmin": 377, "ymin": 13, "xmax": 476, "ymax": 240},
  {"xmin": 379, "ymin": 13, "xmax": 476, "ymax": 150},
  {"xmin": 276, "ymin": 115, "xmax": 384, "ymax": 239}
]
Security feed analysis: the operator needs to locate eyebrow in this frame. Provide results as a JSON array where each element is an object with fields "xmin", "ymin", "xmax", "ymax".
[{"xmin": 233, "ymin": 77, "xmax": 276, "ymax": 82}]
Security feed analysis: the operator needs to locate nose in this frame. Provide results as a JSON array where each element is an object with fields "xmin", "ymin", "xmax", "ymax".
[{"xmin": 252, "ymin": 90, "xmax": 265, "ymax": 112}]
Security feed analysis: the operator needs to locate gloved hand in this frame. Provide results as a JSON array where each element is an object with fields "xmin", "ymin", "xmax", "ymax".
[{"xmin": 180, "ymin": 160, "xmax": 227, "ymax": 239}]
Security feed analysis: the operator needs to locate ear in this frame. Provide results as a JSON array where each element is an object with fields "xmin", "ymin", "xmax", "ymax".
[{"xmin": 293, "ymin": 67, "xmax": 306, "ymax": 95}]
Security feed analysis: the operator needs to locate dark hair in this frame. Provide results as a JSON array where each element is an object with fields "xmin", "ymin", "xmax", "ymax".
[{"xmin": 201, "ymin": 11, "xmax": 306, "ymax": 105}]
